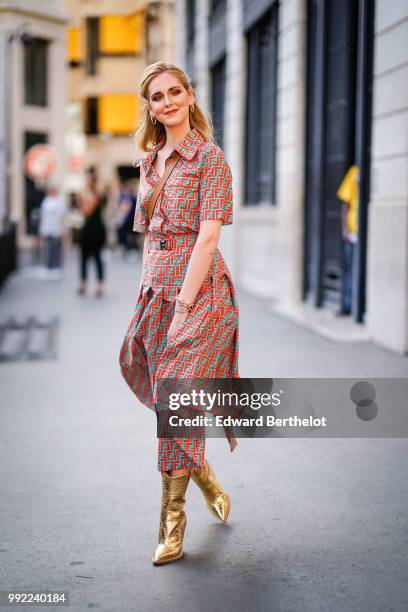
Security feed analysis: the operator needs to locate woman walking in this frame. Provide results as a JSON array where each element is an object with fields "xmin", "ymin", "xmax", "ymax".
[
  {"xmin": 119, "ymin": 62, "xmax": 240, "ymax": 565},
  {"xmin": 77, "ymin": 173, "xmax": 107, "ymax": 297}
]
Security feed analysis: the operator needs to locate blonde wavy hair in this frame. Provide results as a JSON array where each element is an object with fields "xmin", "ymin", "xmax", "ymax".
[{"xmin": 134, "ymin": 61, "xmax": 214, "ymax": 157}]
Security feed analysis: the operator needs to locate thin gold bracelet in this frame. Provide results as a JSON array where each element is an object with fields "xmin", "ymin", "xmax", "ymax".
[{"xmin": 176, "ymin": 296, "xmax": 194, "ymax": 312}]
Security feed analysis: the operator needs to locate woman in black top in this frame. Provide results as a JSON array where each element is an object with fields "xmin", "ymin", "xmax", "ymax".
[{"xmin": 77, "ymin": 174, "xmax": 107, "ymax": 297}]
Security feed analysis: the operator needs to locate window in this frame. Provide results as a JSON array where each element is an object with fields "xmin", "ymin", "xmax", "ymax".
[
  {"xmin": 98, "ymin": 95, "xmax": 138, "ymax": 135},
  {"xmin": 86, "ymin": 17, "xmax": 99, "ymax": 75},
  {"xmin": 67, "ymin": 27, "xmax": 81, "ymax": 67},
  {"xmin": 99, "ymin": 14, "xmax": 143, "ymax": 55},
  {"xmin": 84, "ymin": 98, "xmax": 98, "ymax": 135},
  {"xmin": 186, "ymin": 0, "xmax": 196, "ymax": 81},
  {"xmin": 210, "ymin": 0, "xmax": 226, "ymax": 18},
  {"xmin": 24, "ymin": 38, "xmax": 48, "ymax": 106},
  {"xmin": 211, "ymin": 57, "xmax": 226, "ymax": 149},
  {"xmin": 84, "ymin": 95, "xmax": 138, "ymax": 136},
  {"xmin": 186, "ymin": 0, "xmax": 196, "ymax": 44},
  {"xmin": 245, "ymin": 5, "xmax": 278, "ymax": 205}
]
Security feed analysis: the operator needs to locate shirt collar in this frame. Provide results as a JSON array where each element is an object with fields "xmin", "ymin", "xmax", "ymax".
[{"xmin": 137, "ymin": 127, "xmax": 204, "ymax": 170}]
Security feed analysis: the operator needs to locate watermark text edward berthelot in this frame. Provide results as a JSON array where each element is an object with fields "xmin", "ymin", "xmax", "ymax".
[{"xmin": 168, "ymin": 414, "xmax": 327, "ymax": 428}]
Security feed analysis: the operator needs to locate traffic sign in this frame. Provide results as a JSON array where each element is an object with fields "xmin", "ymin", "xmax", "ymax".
[{"xmin": 23, "ymin": 144, "xmax": 59, "ymax": 181}]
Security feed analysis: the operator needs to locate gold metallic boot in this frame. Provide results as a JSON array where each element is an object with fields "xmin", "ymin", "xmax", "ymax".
[
  {"xmin": 152, "ymin": 471, "xmax": 191, "ymax": 565},
  {"xmin": 191, "ymin": 459, "xmax": 231, "ymax": 523}
]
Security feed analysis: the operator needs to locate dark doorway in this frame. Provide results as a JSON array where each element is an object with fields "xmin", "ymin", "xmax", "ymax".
[{"xmin": 303, "ymin": 0, "xmax": 374, "ymax": 322}]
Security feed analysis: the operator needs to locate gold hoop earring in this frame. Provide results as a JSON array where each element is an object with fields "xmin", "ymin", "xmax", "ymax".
[{"xmin": 150, "ymin": 115, "xmax": 157, "ymax": 124}]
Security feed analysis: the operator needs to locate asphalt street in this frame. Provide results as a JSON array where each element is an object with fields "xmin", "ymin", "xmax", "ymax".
[{"xmin": 0, "ymin": 245, "xmax": 407, "ymax": 612}]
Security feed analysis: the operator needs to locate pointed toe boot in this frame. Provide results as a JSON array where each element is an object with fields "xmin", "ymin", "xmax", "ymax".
[
  {"xmin": 152, "ymin": 471, "xmax": 191, "ymax": 566},
  {"xmin": 191, "ymin": 459, "xmax": 231, "ymax": 523}
]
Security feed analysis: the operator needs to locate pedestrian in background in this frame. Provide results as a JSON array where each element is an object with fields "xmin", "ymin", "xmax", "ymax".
[
  {"xmin": 38, "ymin": 184, "xmax": 66, "ymax": 280},
  {"xmin": 337, "ymin": 165, "xmax": 359, "ymax": 316},
  {"xmin": 77, "ymin": 172, "xmax": 107, "ymax": 298},
  {"xmin": 114, "ymin": 180, "xmax": 139, "ymax": 258}
]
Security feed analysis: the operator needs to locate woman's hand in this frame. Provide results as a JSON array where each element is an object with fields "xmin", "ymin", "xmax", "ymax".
[{"xmin": 167, "ymin": 309, "xmax": 189, "ymax": 341}]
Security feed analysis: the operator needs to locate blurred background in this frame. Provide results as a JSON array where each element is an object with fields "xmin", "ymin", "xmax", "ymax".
[
  {"xmin": 0, "ymin": 0, "xmax": 408, "ymax": 354},
  {"xmin": 0, "ymin": 0, "xmax": 407, "ymax": 355}
]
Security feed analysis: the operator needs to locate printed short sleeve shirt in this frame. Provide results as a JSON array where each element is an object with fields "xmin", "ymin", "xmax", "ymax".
[{"xmin": 133, "ymin": 127, "xmax": 233, "ymax": 236}]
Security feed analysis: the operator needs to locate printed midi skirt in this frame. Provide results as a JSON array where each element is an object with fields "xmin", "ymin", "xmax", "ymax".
[{"xmin": 119, "ymin": 272, "xmax": 240, "ymax": 472}]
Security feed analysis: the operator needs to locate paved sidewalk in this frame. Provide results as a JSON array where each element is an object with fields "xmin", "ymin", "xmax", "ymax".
[{"xmin": 0, "ymin": 247, "xmax": 407, "ymax": 612}]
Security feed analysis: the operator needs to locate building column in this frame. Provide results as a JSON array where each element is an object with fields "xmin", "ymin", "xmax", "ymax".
[
  {"xmin": 195, "ymin": 0, "xmax": 210, "ymax": 110},
  {"xmin": 223, "ymin": 0, "xmax": 245, "ymax": 280},
  {"xmin": 366, "ymin": 0, "xmax": 408, "ymax": 353},
  {"xmin": 274, "ymin": 0, "xmax": 307, "ymax": 307}
]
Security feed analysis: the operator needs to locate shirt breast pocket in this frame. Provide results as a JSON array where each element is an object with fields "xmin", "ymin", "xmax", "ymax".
[{"xmin": 165, "ymin": 169, "xmax": 200, "ymax": 219}]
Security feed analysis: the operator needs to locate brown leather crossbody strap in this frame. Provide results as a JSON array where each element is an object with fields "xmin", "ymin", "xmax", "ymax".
[{"xmin": 147, "ymin": 152, "xmax": 182, "ymax": 223}]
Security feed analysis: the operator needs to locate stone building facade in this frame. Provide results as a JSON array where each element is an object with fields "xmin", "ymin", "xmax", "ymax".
[{"xmin": 175, "ymin": 0, "xmax": 408, "ymax": 355}]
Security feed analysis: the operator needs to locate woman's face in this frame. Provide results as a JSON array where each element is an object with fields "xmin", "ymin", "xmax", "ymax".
[{"xmin": 147, "ymin": 71, "xmax": 194, "ymax": 129}]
